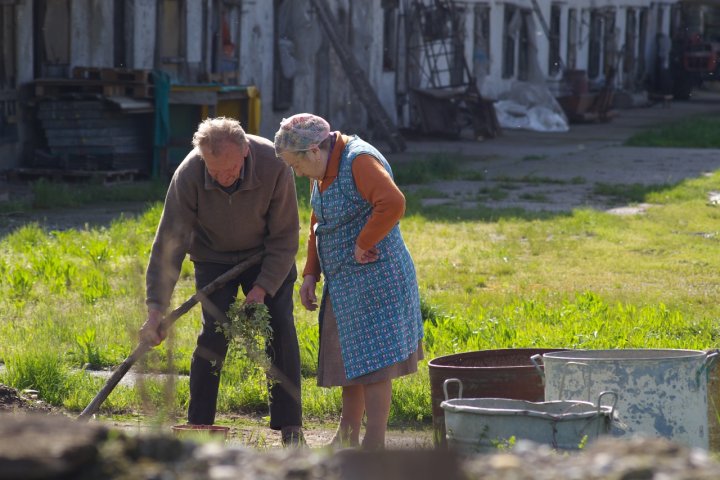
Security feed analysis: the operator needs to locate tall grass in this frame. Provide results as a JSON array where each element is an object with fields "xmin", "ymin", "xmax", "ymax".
[
  {"xmin": 3, "ymin": 160, "xmax": 720, "ymax": 426},
  {"xmin": 625, "ymin": 116, "xmax": 720, "ymax": 148},
  {"xmin": 31, "ymin": 178, "xmax": 168, "ymax": 209}
]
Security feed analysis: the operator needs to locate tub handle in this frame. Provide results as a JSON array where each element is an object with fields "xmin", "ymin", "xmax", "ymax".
[
  {"xmin": 696, "ymin": 350, "xmax": 720, "ymax": 388},
  {"xmin": 559, "ymin": 361, "xmax": 591, "ymax": 402},
  {"xmin": 443, "ymin": 378, "xmax": 463, "ymax": 401},
  {"xmin": 596, "ymin": 390, "xmax": 618, "ymax": 418},
  {"xmin": 530, "ymin": 354, "xmax": 545, "ymax": 384}
]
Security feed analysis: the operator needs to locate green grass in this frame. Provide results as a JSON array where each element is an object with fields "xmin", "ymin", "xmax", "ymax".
[
  {"xmin": 593, "ymin": 182, "xmax": 673, "ymax": 204},
  {"xmin": 625, "ymin": 116, "xmax": 720, "ymax": 148},
  {"xmin": 393, "ymin": 154, "xmax": 463, "ymax": 185},
  {"xmin": 4, "ymin": 148, "xmax": 720, "ymax": 428},
  {"xmin": 31, "ymin": 178, "xmax": 168, "ymax": 209}
]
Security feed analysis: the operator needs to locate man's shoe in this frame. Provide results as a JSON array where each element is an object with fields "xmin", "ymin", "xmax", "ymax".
[{"xmin": 281, "ymin": 427, "xmax": 307, "ymax": 448}]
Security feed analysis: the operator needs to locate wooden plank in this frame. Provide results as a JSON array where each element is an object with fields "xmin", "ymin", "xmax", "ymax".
[
  {"xmin": 47, "ymin": 135, "xmax": 143, "ymax": 147},
  {"xmin": 44, "ymin": 127, "xmax": 143, "ymax": 139},
  {"xmin": 308, "ymin": 0, "xmax": 405, "ymax": 153},
  {"xmin": 169, "ymin": 89, "xmax": 218, "ymax": 105},
  {"xmin": 40, "ymin": 118, "xmax": 137, "ymax": 129},
  {"xmin": 11, "ymin": 168, "xmax": 141, "ymax": 185},
  {"xmin": 73, "ymin": 66, "xmax": 153, "ymax": 83},
  {"xmin": 37, "ymin": 109, "xmax": 112, "ymax": 120},
  {"xmin": 105, "ymin": 96, "xmax": 154, "ymax": 111},
  {"xmin": 49, "ymin": 144, "xmax": 145, "ymax": 155},
  {"xmin": 35, "ymin": 79, "xmax": 155, "ymax": 99}
]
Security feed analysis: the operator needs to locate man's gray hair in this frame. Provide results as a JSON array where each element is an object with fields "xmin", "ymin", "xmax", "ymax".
[{"xmin": 192, "ymin": 117, "xmax": 248, "ymax": 155}]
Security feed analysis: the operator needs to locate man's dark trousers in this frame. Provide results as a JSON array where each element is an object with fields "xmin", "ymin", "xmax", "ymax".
[{"xmin": 188, "ymin": 261, "xmax": 301, "ymax": 429}]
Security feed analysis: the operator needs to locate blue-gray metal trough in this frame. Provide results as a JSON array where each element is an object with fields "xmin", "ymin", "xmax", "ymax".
[
  {"xmin": 440, "ymin": 378, "xmax": 616, "ymax": 453},
  {"xmin": 532, "ymin": 349, "xmax": 719, "ymax": 450}
]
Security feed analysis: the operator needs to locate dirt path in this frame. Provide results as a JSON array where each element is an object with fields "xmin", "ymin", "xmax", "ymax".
[
  {"xmin": 0, "ymin": 201, "xmax": 148, "ymax": 237},
  {"xmin": 0, "ymin": 378, "xmax": 432, "ymax": 449},
  {"xmin": 3, "ymin": 92, "xmax": 720, "ymax": 452},
  {"xmin": 387, "ymin": 90, "xmax": 720, "ymax": 213},
  {"xmin": 105, "ymin": 414, "xmax": 433, "ymax": 449}
]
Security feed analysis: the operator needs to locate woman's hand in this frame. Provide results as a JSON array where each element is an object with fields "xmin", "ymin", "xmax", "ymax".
[
  {"xmin": 300, "ymin": 275, "xmax": 319, "ymax": 311},
  {"xmin": 354, "ymin": 245, "xmax": 379, "ymax": 264}
]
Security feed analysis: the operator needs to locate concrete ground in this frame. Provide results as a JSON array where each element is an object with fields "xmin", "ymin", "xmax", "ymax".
[
  {"xmin": 387, "ymin": 88, "xmax": 720, "ymax": 213},
  {"xmin": 1, "ymin": 88, "xmax": 719, "ymax": 234}
]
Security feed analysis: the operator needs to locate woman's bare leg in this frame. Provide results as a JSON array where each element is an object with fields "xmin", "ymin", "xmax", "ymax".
[
  {"xmin": 331, "ymin": 384, "xmax": 364, "ymax": 447},
  {"xmin": 361, "ymin": 379, "xmax": 392, "ymax": 449}
]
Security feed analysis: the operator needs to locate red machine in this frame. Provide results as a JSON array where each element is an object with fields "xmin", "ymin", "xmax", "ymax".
[{"xmin": 670, "ymin": 1, "xmax": 720, "ymax": 99}]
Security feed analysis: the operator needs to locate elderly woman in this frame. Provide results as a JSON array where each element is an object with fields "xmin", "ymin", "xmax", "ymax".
[{"xmin": 274, "ymin": 114, "xmax": 424, "ymax": 449}]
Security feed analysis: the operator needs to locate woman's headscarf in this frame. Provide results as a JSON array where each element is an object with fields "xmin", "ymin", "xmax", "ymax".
[{"xmin": 274, "ymin": 113, "xmax": 331, "ymax": 153}]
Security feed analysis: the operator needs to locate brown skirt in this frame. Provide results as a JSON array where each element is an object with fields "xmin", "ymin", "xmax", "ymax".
[{"xmin": 317, "ymin": 296, "xmax": 424, "ymax": 387}]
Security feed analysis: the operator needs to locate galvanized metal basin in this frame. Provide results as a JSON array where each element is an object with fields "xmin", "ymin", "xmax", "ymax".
[
  {"xmin": 428, "ymin": 348, "xmax": 565, "ymax": 447},
  {"xmin": 441, "ymin": 378, "xmax": 616, "ymax": 453},
  {"xmin": 532, "ymin": 349, "xmax": 719, "ymax": 450}
]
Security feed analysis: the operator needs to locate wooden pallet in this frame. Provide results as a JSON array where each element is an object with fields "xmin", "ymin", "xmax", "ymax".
[
  {"xmin": 34, "ymin": 79, "xmax": 154, "ymax": 99},
  {"xmin": 73, "ymin": 66, "xmax": 152, "ymax": 84},
  {"xmin": 9, "ymin": 168, "xmax": 140, "ymax": 185}
]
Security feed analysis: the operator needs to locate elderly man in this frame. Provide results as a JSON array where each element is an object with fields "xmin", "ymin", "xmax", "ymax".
[{"xmin": 140, "ymin": 117, "xmax": 304, "ymax": 446}]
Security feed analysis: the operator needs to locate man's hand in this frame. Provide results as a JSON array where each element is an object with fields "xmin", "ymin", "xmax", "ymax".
[
  {"xmin": 245, "ymin": 285, "xmax": 267, "ymax": 304},
  {"xmin": 139, "ymin": 309, "xmax": 166, "ymax": 346},
  {"xmin": 299, "ymin": 275, "xmax": 318, "ymax": 311},
  {"xmin": 354, "ymin": 244, "xmax": 379, "ymax": 264}
]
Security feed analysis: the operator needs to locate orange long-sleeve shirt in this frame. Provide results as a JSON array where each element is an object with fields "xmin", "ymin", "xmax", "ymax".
[{"xmin": 302, "ymin": 134, "xmax": 405, "ymax": 280}]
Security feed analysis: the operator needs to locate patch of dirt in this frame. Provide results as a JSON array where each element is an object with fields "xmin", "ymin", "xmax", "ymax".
[
  {"xmin": 388, "ymin": 92, "xmax": 720, "ymax": 215},
  {"xmin": 0, "ymin": 380, "xmax": 431, "ymax": 449},
  {"xmin": 3, "ymin": 412, "xmax": 720, "ymax": 480},
  {"xmin": 0, "ymin": 200, "xmax": 148, "ymax": 237},
  {"xmin": 106, "ymin": 413, "xmax": 433, "ymax": 450},
  {"xmin": 0, "ymin": 384, "xmax": 55, "ymax": 413}
]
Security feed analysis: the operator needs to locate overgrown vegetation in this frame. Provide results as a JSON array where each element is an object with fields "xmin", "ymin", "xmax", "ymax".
[
  {"xmin": 625, "ymin": 115, "xmax": 720, "ymax": 148},
  {"xmin": 3, "ymin": 135, "xmax": 720, "ymax": 430},
  {"xmin": 392, "ymin": 154, "xmax": 464, "ymax": 184}
]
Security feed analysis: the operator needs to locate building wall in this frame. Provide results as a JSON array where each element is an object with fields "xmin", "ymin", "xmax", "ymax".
[
  {"xmin": 130, "ymin": 0, "xmax": 157, "ymax": 70},
  {"xmin": 238, "ymin": 1, "xmax": 275, "ymax": 135},
  {"xmin": 70, "ymin": 0, "xmax": 114, "ymax": 69},
  {"xmin": 0, "ymin": 0, "xmax": 33, "ymax": 171},
  {"xmin": 186, "ymin": 0, "xmax": 203, "ymax": 66},
  {"xmin": 3, "ymin": 0, "xmax": 686, "ymax": 169}
]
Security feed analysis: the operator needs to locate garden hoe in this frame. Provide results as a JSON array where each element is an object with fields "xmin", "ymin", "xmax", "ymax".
[{"xmin": 77, "ymin": 252, "xmax": 264, "ymax": 421}]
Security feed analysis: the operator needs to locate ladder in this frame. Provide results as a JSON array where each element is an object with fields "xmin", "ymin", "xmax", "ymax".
[{"xmin": 308, "ymin": 0, "xmax": 406, "ymax": 153}]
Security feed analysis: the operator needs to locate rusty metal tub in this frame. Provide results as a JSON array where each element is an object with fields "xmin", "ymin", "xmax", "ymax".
[{"xmin": 428, "ymin": 348, "xmax": 565, "ymax": 446}]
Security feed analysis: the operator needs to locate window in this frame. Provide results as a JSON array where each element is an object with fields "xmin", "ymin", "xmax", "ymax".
[
  {"xmin": 157, "ymin": 0, "xmax": 187, "ymax": 78},
  {"xmin": 1, "ymin": 2, "xmax": 16, "ymax": 90},
  {"xmin": 502, "ymin": 5, "xmax": 518, "ymax": 78},
  {"xmin": 548, "ymin": 4, "xmax": 561, "ymax": 76},
  {"xmin": 502, "ymin": 5, "xmax": 531, "ymax": 80},
  {"xmin": 113, "ymin": 0, "xmax": 127, "ymax": 68},
  {"xmin": 638, "ymin": 8, "xmax": 648, "ymax": 81},
  {"xmin": 588, "ymin": 10, "xmax": 602, "ymax": 78},
  {"xmin": 1, "ymin": 1, "xmax": 17, "ymax": 142},
  {"xmin": 382, "ymin": 0, "xmax": 398, "ymax": 71},
  {"xmin": 33, "ymin": 0, "xmax": 71, "ymax": 78},
  {"xmin": 624, "ymin": 8, "xmax": 637, "ymax": 77},
  {"xmin": 216, "ymin": 2, "xmax": 241, "ymax": 79}
]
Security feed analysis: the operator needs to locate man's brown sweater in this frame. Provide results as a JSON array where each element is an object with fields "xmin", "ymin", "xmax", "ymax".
[{"xmin": 146, "ymin": 134, "xmax": 299, "ymax": 312}]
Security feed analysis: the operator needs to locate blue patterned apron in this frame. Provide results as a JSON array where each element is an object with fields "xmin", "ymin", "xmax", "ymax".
[{"xmin": 311, "ymin": 136, "xmax": 423, "ymax": 379}]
